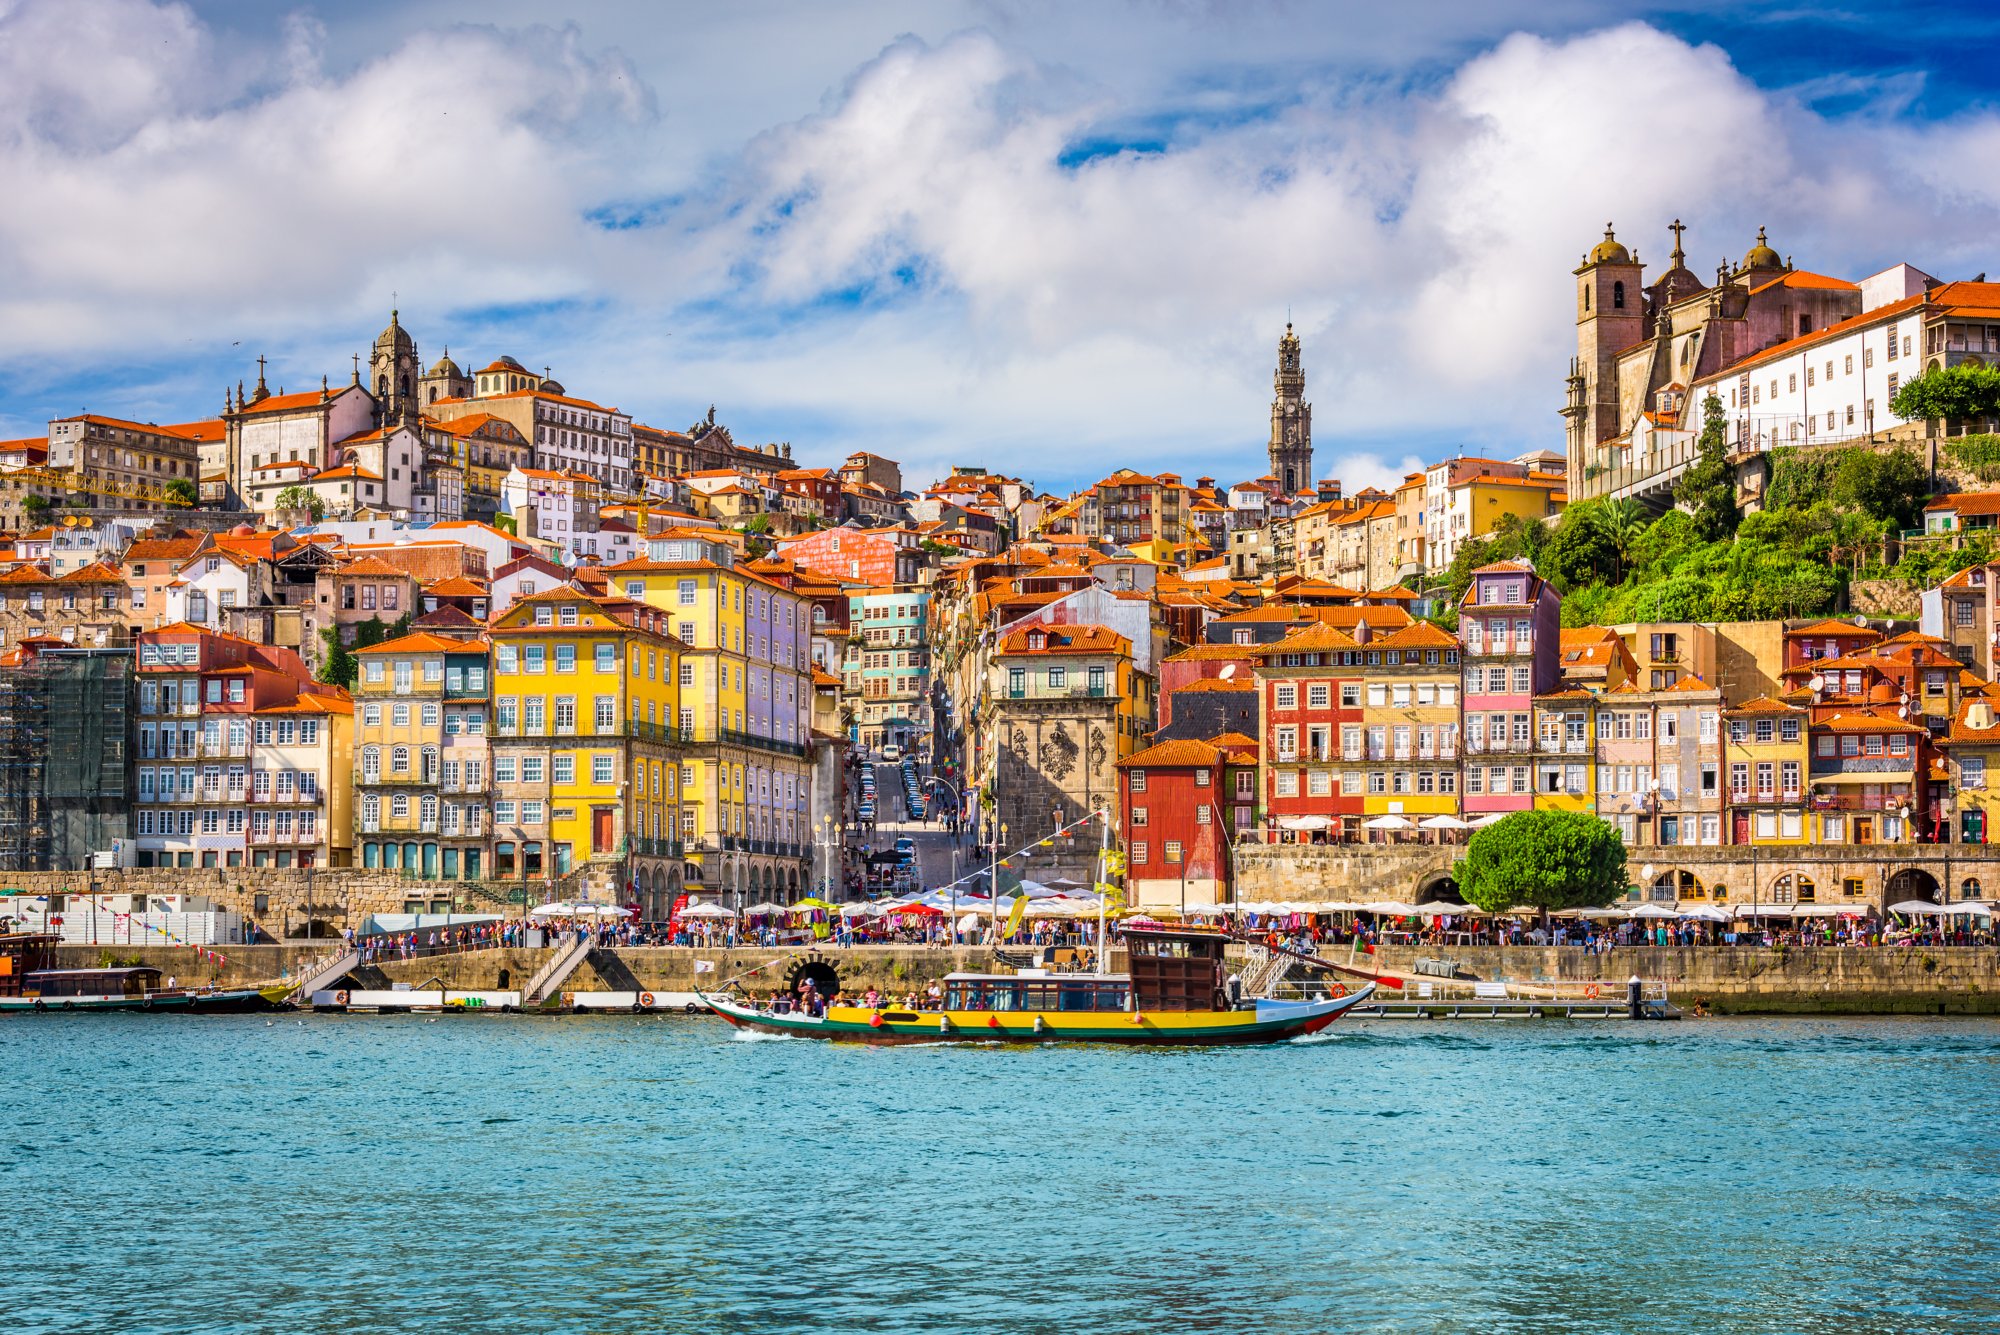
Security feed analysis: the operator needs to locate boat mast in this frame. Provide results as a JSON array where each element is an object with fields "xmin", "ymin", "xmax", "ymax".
[{"xmin": 1095, "ymin": 804, "xmax": 1110, "ymax": 976}]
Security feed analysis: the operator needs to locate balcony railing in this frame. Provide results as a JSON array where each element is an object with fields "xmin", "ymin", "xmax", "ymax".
[{"xmin": 1810, "ymin": 757, "xmax": 1915, "ymax": 777}]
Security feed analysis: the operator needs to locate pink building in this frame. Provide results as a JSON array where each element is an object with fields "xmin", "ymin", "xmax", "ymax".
[{"xmin": 1459, "ymin": 561, "xmax": 1562, "ymax": 817}]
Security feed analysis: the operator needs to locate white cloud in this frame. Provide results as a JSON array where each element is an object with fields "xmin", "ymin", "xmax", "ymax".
[{"xmin": 5, "ymin": 1, "xmax": 2000, "ymax": 491}]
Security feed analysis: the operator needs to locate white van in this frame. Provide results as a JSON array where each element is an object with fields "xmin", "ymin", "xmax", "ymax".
[{"xmin": 880, "ymin": 744, "xmax": 902, "ymax": 762}]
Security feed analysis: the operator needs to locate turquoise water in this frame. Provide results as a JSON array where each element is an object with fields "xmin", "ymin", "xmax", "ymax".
[{"xmin": 9, "ymin": 1014, "xmax": 2000, "ymax": 1334}]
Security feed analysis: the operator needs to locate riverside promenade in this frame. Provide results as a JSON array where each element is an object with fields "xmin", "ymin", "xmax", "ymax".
[{"xmin": 45, "ymin": 940, "xmax": 2000, "ymax": 1014}]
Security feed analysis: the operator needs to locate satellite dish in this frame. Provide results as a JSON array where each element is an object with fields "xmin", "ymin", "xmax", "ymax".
[
  {"xmin": 1808, "ymin": 675, "xmax": 1825, "ymax": 692},
  {"xmin": 1219, "ymin": 664, "xmax": 1236, "ymax": 681},
  {"xmin": 61, "ymin": 516, "xmax": 76, "ymax": 528}
]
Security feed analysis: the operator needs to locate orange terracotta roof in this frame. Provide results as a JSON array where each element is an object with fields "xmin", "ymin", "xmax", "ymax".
[
  {"xmin": 1116, "ymin": 738, "xmax": 1220, "ymax": 768},
  {"xmin": 1370, "ymin": 621, "xmax": 1458, "ymax": 650},
  {"xmin": 423, "ymin": 575, "xmax": 488, "ymax": 597},
  {"xmin": 1724, "ymin": 696, "xmax": 1806, "ymax": 715},
  {"xmin": 1815, "ymin": 709, "xmax": 1925, "ymax": 734},
  {"xmin": 995, "ymin": 625, "xmax": 1131, "ymax": 656},
  {"xmin": 1785, "ymin": 619, "xmax": 1882, "ymax": 640},
  {"xmin": 1171, "ymin": 676, "xmax": 1254, "ymax": 693},
  {"xmin": 1249, "ymin": 623, "xmax": 1362, "ymax": 656},
  {"xmin": 356, "ymin": 631, "xmax": 489, "ymax": 656},
  {"xmin": 1926, "ymin": 492, "xmax": 2000, "ymax": 517},
  {"xmin": 236, "ymin": 390, "xmax": 332, "ymax": 417}
]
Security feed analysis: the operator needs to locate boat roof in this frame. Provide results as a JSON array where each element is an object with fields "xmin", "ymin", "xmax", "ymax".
[
  {"xmin": 943, "ymin": 972, "xmax": 1130, "ymax": 983},
  {"xmin": 26, "ymin": 966, "xmax": 163, "ymax": 979}
]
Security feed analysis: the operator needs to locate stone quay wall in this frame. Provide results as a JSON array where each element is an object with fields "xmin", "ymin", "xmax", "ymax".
[
  {"xmin": 43, "ymin": 941, "xmax": 2000, "ymax": 1013},
  {"xmin": 1366, "ymin": 945, "xmax": 2000, "ymax": 1015}
]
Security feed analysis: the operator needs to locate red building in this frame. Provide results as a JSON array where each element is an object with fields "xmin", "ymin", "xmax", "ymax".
[
  {"xmin": 1249, "ymin": 623, "xmax": 1364, "ymax": 841},
  {"xmin": 776, "ymin": 525, "xmax": 923, "ymax": 587},
  {"xmin": 1117, "ymin": 733, "xmax": 1258, "ymax": 909}
]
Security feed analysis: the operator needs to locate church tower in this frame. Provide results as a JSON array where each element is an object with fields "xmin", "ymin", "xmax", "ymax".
[
  {"xmin": 369, "ymin": 309, "xmax": 422, "ymax": 427},
  {"xmin": 1564, "ymin": 225, "xmax": 1645, "ymax": 493},
  {"xmin": 1268, "ymin": 323, "xmax": 1312, "ymax": 494}
]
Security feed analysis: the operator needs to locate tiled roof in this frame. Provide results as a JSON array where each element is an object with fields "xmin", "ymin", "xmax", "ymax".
[
  {"xmin": 995, "ymin": 625, "xmax": 1131, "ymax": 656},
  {"xmin": 355, "ymin": 631, "xmax": 483, "ymax": 656},
  {"xmin": 1116, "ymin": 738, "xmax": 1220, "ymax": 768}
]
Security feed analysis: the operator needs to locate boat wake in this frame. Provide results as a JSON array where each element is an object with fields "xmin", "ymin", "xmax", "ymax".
[{"xmin": 729, "ymin": 1029, "xmax": 806, "ymax": 1042}]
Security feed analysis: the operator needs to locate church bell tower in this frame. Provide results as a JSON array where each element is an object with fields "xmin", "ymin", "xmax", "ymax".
[
  {"xmin": 1269, "ymin": 323, "xmax": 1312, "ymax": 494},
  {"xmin": 369, "ymin": 308, "xmax": 422, "ymax": 428}
]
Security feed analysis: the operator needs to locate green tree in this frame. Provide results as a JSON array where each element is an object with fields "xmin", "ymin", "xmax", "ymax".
[
  {"xmin": 1890, "ymin": 363, "xmax": 2000, "ymax": 425},
  {"xmin": 1830, "ymin": 445, "xmax": 1931, "ymax": 530},
  {"xmin": 162, "ymin": 477, "xmax": 197, "ymax": 506},
  {"xmin": 351, "ymin": 616, "xmax": 390, "ymax": 651},
  {"xmin": 1541, "ymin": 501, "xmax": 1617, "ymax": 593},
  {"xmin": 274, "ymin": 485, "xmax": 326, "ymax": 521},
  {"xmin": 21, "ymin": 493, "xmax": 49, "ymax": 518},
  {"xmin": 317, "ymin": 627, "xmax": 356, "ymax": 689},
  {"xmin": 1674, "ymin": 392, "xmax": 1738, "ymax": 542},
  {"xmin": 1455, "ymin": 810, "xmax": 1629, "ymax": 913}
]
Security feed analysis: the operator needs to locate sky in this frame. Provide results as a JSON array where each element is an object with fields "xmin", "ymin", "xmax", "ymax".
[{"xmin": 2, "ymin": 0, "xmax": 1998, "ymax": 496}]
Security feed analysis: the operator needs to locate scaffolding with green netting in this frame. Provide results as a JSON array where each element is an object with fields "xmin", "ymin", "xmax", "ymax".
[{"xmin": 0, "ymin": 650, "xmax": 131, "ymax": 870}]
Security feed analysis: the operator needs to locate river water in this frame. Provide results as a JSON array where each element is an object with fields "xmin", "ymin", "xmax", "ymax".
[{"xmin": 9, "ymin": 1013, "xmax": 1999, "ymax": 1334}]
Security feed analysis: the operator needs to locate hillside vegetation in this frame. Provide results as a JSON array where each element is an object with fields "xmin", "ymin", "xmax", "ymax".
[{"xmin": 1435, "ymin": 377, "xmax": 1993, "ymax": 629}]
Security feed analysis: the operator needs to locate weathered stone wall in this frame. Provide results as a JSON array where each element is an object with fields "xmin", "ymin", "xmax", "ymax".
[
  {"xmin": 1232, "ymin": 841, "xmax": 2000, "ymax": 912},
  {"xmin": 10, "ymin": 867, "xmax": 526, "ymax": 939},
  {"xmin": 1367, "ymin": 945, "xmax": 2000, "ymax": 1015}
]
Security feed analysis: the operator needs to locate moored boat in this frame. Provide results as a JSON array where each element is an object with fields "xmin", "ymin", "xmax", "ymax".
[
  {"xmin": 703, "ymin": 926, "xmax": 1372, "ymax": 1045},
  {"xmin": 0, "ymin": 934, "xmax": 269, "ymax": 1013}
]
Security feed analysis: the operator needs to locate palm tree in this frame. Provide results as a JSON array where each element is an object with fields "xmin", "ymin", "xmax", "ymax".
[{"xmin": 1604, "ymin": 498, "xmax": 1648, "ymax": 582}]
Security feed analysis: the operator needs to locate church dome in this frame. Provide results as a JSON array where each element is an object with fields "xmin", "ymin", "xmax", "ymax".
[
  {"xmin": 428, "ymin": 352, "xmax": 461, "ymax": 378},
  {"xmin": 1588, "ymin": 225, "xmax": 1631, "ymax": 265},
  {"xmin": 539, "ymin": 377, "xmax": 566, "ymax": 396},
  {"xmin": 1741, "ymin": 226, "xmax": 1783, "ymax": 271},
  {"xmin": 374, "ymin": 309, "xmax": 415, "ymax": 354}
]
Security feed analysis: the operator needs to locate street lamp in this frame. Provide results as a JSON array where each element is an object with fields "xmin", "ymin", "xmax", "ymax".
[{"xmin": 985, "ymin": 821, "xmax": 1008, "ymax": 948}]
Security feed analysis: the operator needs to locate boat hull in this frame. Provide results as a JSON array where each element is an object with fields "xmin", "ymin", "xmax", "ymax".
[
  {"xmin": 0, "ymin": 988, "xmax": 273, "ymax": 1014},
  {"xmin": 703, "ymin": 985, "xmax": 1374, "ymax": 1045}
]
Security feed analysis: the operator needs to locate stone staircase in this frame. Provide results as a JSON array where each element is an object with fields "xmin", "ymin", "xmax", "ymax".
[
  {"xmin": 1238, "ymin": 946, "xmax": 1293, "ymax": 999},
  {"xmin": 522, "ymin": 931, "xmax": 595, "ymax": 1006}
]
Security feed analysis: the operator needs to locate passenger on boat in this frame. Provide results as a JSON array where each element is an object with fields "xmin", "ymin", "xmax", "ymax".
[
  {"xmin": 924, "ymin": 980, "xmax": 943, "ymax": 1008},
  {"xmin": 862, "ymin": 987, "xmax": 882, "ymax": 1009},
  {"xmin": 772, "ymin": 990, "xmax": 793, "ymax": 1015}
]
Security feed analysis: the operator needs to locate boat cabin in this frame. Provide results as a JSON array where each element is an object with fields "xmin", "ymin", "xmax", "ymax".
[
  {"xmin": 24, "ymin": 967, "xmax": 169, "ymax": 1000},
  {"xmin": 1123, "ymin": 927, "xmax": 1230, "ymax": 1012},
  {"xmin": 0, "ymin": 933, "xmax": 59, "ymax": 997},
  {"xmin": 942, "ymin": 973, "xmax": 1132, "ymax": 1013}
]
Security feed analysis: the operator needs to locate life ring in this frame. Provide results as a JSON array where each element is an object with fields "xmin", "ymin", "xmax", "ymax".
[
  {"xmin": 1329, "ymin": 982, "xmax": 1347, "ymax": 999},
  {"xmin": 684, "ymin": 1001, "xmax": 700, "ymax": 1015},
  {"xmin": 1584, "ymin": 983, "xmax": 1601, "ymax": 1000},
  {"xmin": 141, "ymin": 998, "xmax": 154, "ymax": 1009},
  {"xmin": 31, "ymin": 999, "xmax": 44, "ymax": 1012},
  {"xmin": 334, "ymin": 989, "xmax": 350, "ymax": 1006},
  {"xmin": 639, "ymin": 992, "xmax": 656, "ymax": 1009}
]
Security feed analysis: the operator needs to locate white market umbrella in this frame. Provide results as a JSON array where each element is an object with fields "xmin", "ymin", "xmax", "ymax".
[
  {"xmin": 1887, "ymin": 900, "xmax": 1947, "ymax": 916},
  {"xmin": 1362, "ymin": 900, "xmax": 1421, "ymax": 916},
  {"xmin": 1466, "ymin": 813, "xmax": 1507, "ymax": 828},
  {"xmin": 1039, "ymin": 876, "xmax": 1088, "ymax": 892},
  {"xmin": 1941, "ymin": 901, "xmax": 1993, "ymax": 917},
  {"xmin": 1678, "ymin": 906, "xmax": 1730, "ymax": 922},
  {"xmin": 1627, "ymin": 904, "xmax": 1680, "ymax": 919},
  {"xmin": 527, "ymin": 902, "xmax": 575, "ymax": 919},
  {"xmin": 1362, "ymin": 815, "xmax": 1414, "ymax": 831},
  {"xmin": 1418, "ymin": 814, "xmax": 1469, "ymax": 831},
  {"xmin": 837, "ymin": 901, "xmax": 880, "ymax": 918},
  {"xmin": 1733, "ymin": 903, "xmax": 1794, "ymax": 918},
  {"xmin": 1277, "ymin": 815, "xmax": 1335, "ymax": 831},
  {"xmin": 741, "ymin": 901, "xmax": 788, "ymax": 916},
  {"xmin": 1412, "ymin": 900, "xmax": 1480, "ymax": 917},
  {"xmin": 1574, "ymin": 907, "xmax": 1629, "ymax": 919},
  {"xmin": 679, "ymin": 903, "xmax": 737, "ymax": 920}
]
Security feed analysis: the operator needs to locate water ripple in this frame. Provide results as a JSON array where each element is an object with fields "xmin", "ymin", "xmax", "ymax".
[{"xmin": 6, "ymin": 1012, "xmax": 2000, "ymax": 1334}]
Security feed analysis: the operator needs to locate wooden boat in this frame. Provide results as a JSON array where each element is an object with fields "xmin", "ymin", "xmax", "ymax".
[
  {"xmin": 0, "ymin": 938, "xmax": 269, "ymax": 1013},
  {"xmin": 703, "ymin": 926, "xmax": 1373, "ymax": 1046}
]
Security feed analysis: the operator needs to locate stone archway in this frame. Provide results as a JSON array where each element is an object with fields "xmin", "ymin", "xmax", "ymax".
[
  {"xmin": 1886, "ymin": 867, "xmax": 1941, "ymax": 905},
  {"xmin": 1414, "ymin": 870, "xmax": 1462, "ymax": 904},
  {"xmin": 1649, "ymin": 870, "xmax": 1698, "ymax": 901},
  {"xmin": 781, "ymin": 951, "xmax": 841, "ymax": 1001}
]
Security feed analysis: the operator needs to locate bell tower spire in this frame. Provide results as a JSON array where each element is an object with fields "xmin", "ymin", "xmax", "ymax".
[{"xmin": 1268, "ymin": 323, "xmax": 1312, "ymax": 495}]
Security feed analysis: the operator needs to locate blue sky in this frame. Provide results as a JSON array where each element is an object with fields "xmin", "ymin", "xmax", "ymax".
[{"xmin": 1, "ymin": 0, "xmax": 1997, "ymax": 495}]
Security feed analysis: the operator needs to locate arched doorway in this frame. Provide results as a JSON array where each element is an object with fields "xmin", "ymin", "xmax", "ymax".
[
  {"xmin": 1768, "ymin": 873, "xmax": 1816, "ymax": 904},
  {"xmin": 1414, "ymin": 871, "xmax": 1462, "ymax": 904},
  {"xmin": 1649, "ymin": 870, "xmax": 1697, "ymax": 902},
  {"xmin": 1886, "ymin": 867, "xmax": 1941, "ymax": 905}
]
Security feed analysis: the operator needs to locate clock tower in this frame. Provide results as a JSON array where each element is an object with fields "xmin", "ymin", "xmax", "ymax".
[{"xmin": 1269, "ymin": 323, "xmax": 1312, "ymax": 494}]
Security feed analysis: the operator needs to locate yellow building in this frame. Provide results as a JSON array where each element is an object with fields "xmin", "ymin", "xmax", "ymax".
[
  {"xmin": 607, "ymin": 530, "xmax": 816, "ymax": 905},
  {"xmin": 1532, "ymin": 687, "xmax": 1598, "ymax": 814},
  {"xmin": 251, "ymin": 688, "xmax": 354, "ymax": 869},
  {"xmin": 1723, "ymin": 697, "xmax": 1811, "ymax": 845},
  {"xmin": 488, "ymin": 587, "xmax": 686, "ymax": 914},
  {"xmin": 1357, "ymin": 622, "xmax": 1463, "ymax": 827},
  {"xmin": 353, "ymin": 631, "xmax": 493, "ymax": 881},
  {"xmin": 1940, "ymin": 695, "xmax": 2000, "ymax": 851}
]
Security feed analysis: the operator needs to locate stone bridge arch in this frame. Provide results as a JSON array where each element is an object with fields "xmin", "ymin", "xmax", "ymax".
[{"xmin": 1885, "ymin": 867, "xmax": 1941, "ymax": 905}]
